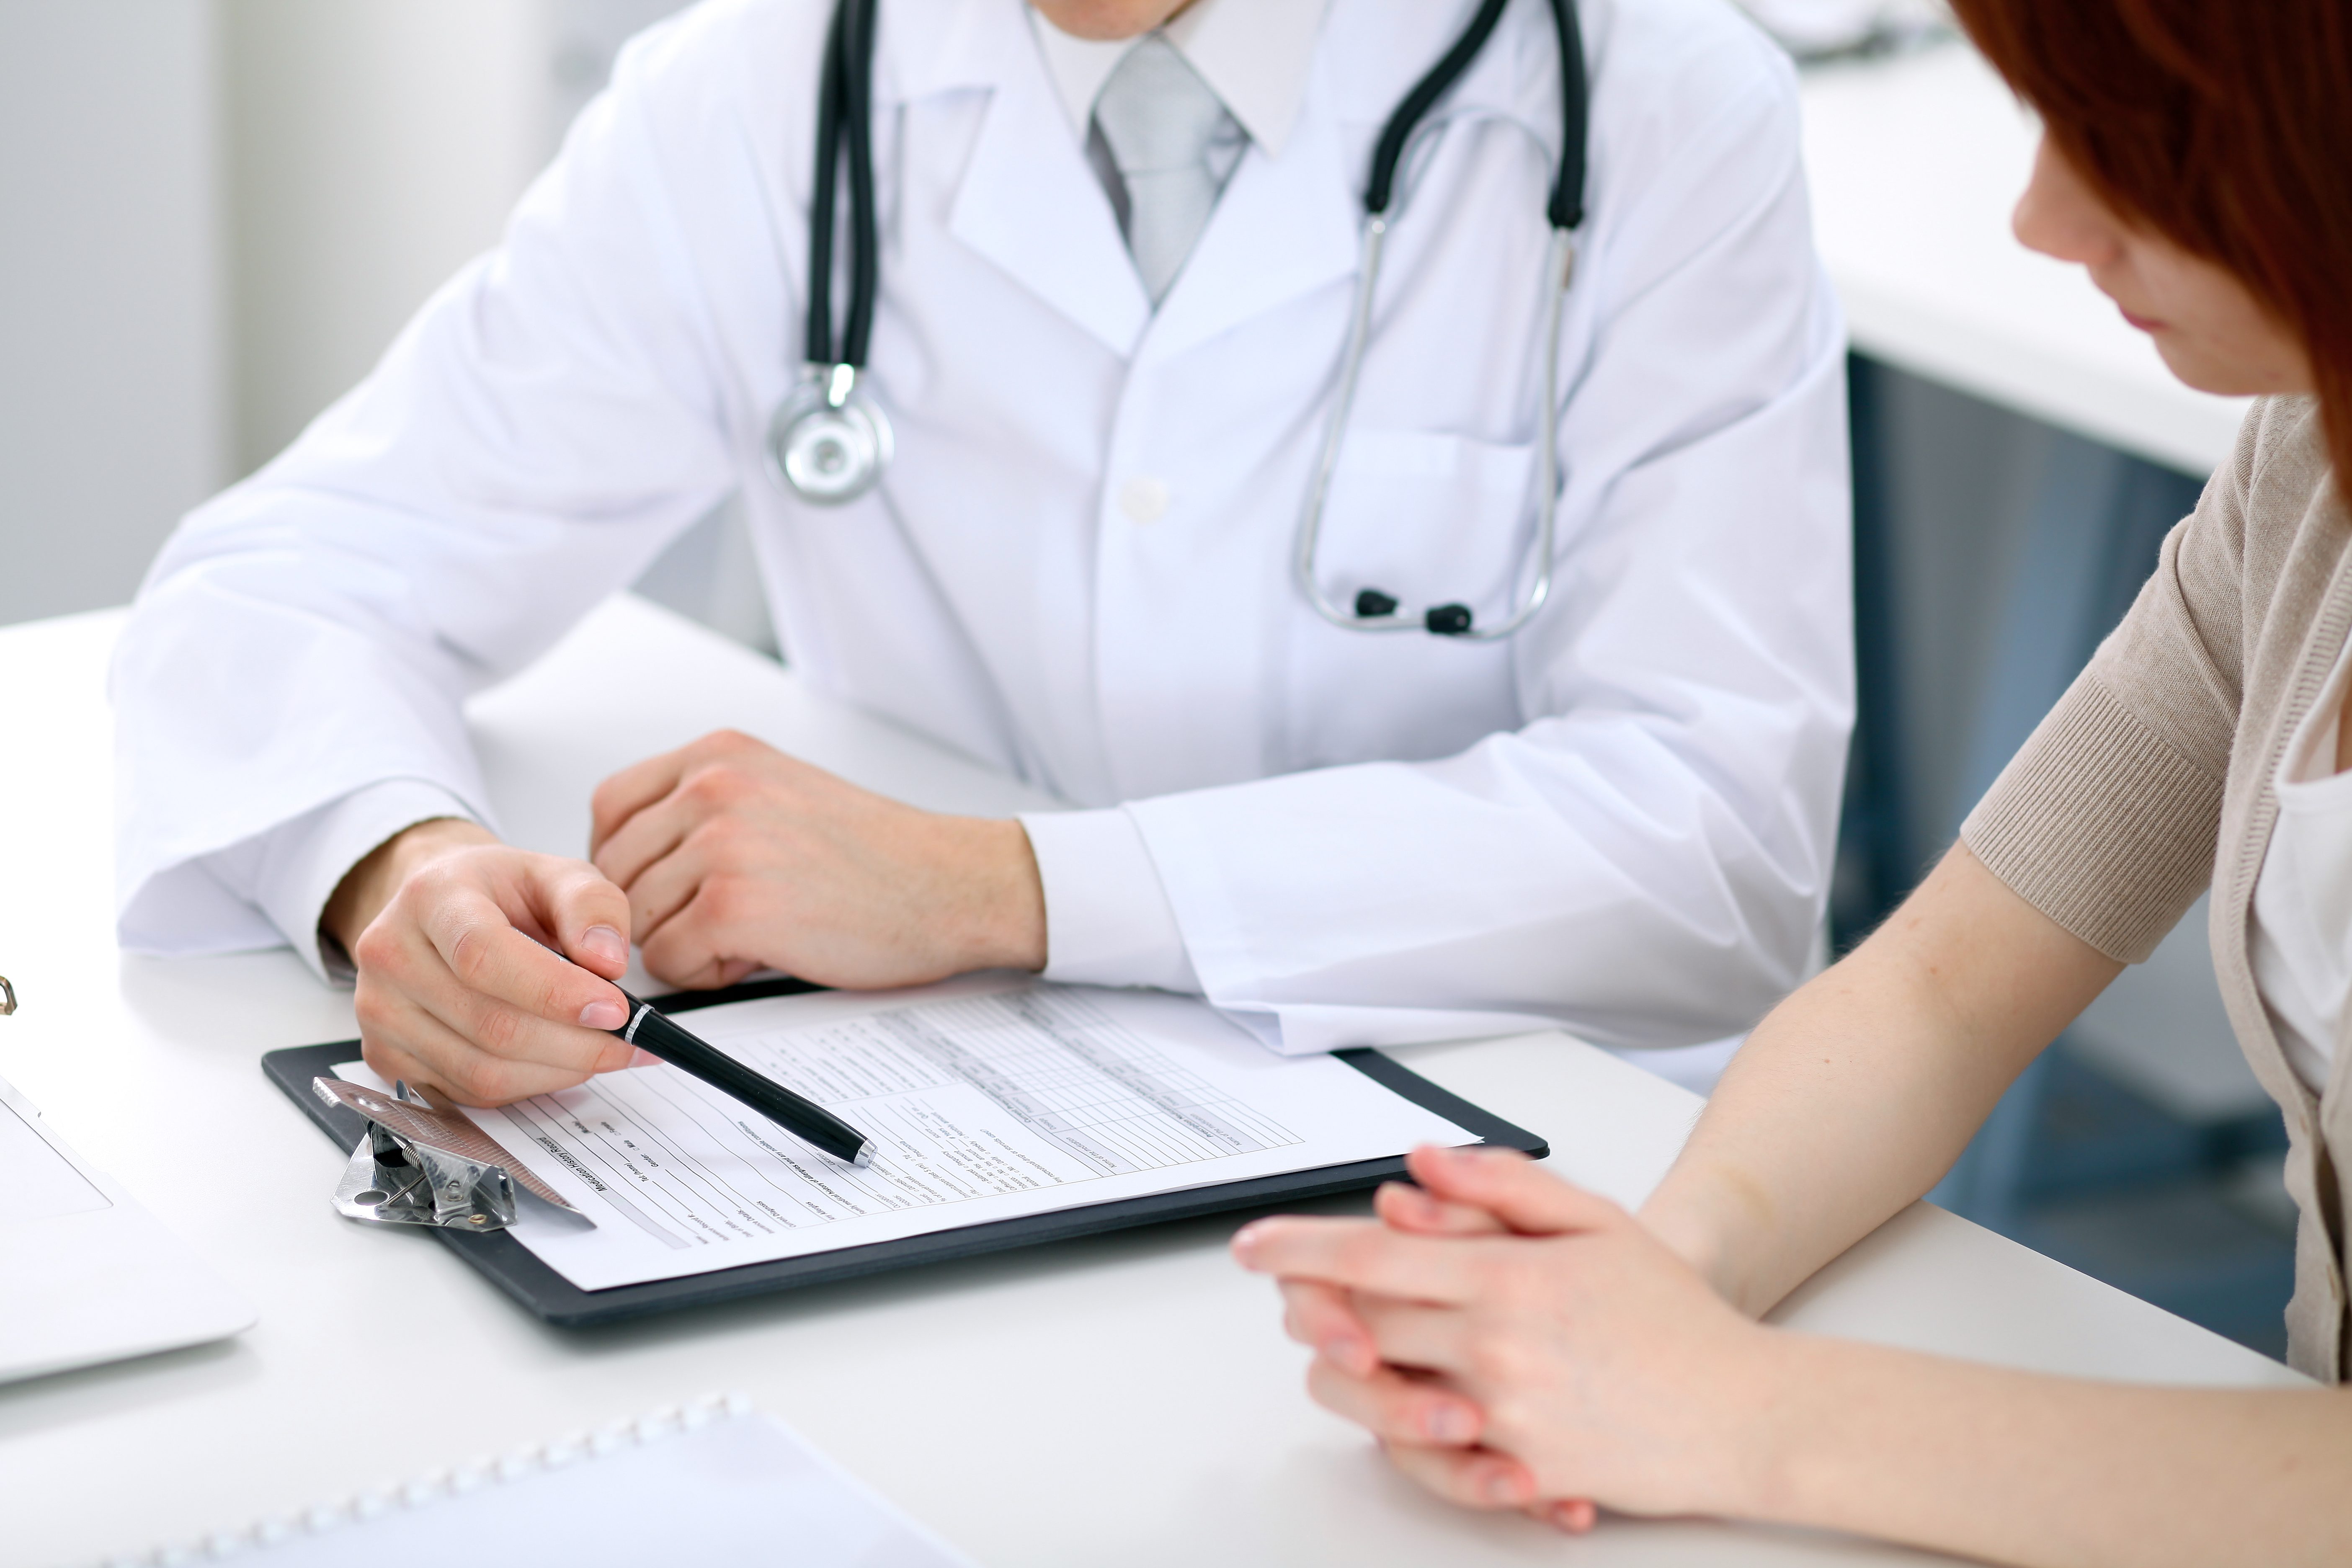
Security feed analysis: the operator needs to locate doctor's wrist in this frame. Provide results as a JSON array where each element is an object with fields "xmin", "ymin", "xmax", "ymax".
[
  {"xmin": 938, "ymin": 816, "xmax": 1048, "ymax": 977},
  {"xmin": 322, "ymin": 817, "xmax": 498, "ymax": 957}
]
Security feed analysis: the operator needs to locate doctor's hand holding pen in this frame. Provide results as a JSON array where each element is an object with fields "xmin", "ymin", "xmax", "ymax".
[{"xmin": 321, "ymin": 727, "xmax": 1046, "ymax": 1108}]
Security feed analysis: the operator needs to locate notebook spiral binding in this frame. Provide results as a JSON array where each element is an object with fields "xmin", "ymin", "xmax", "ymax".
[{"xmin": 97, "ymin": 1390, "xmax": 758, "ymax": 1567}]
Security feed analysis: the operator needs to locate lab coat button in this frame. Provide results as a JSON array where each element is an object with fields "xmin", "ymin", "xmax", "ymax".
[{"xmin": 1118, "ymin": 476, "xmax": 1170, "ymax": 523}]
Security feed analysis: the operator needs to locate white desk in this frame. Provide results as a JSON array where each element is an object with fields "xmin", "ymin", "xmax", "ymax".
[
  {"xmin": 1801, "ymin": 42, "xmax": 2250, "ymax": 475},
  {"xmin": 0, "ymin": 596, "xmax": 2302, "ymax": 1567}
]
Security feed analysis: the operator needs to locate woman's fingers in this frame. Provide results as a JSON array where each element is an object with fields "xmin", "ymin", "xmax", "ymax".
[
  {"xmin": 1375, "ymin": 1179, "xmax": 1511, "ymax": 1236},
  {"xmin": 1377, "ymin": 1436, "xmax": 1541, "ymax": 1511},
  {"xmin": 1285, "ymin": 1277, "xmax": 1473, "ymax": 1380},
  {"xmin": 1238, "ymin": 1156, "xmax": 1745, "ymax": 1532},
  {"xmin": 1233, "ymin": 1216, "xmax": 1483, "ymax": 1303},
  {"xmin": 1533, "ymin": 1498, "xmax": 1599, "ymax": 1534},
  {"xmin": 1352, "ymin": 1294, "xmax": 1473, "ymax": 1377},
  {"xmin": 1305, "ymin": 1356, "xmax": 1487, "ymax": 1449},
  {"xmin": 1383, "ymin": 1439, "xmax": 1599, "ymax": 1533},
  {"xmin": 1405, "ymin": 1145, "xmax": 1627, "ymax": 1236},
  {"xmin": 1279, "ymin": 1279, "xmax": 1377, "ymax": 1375}
]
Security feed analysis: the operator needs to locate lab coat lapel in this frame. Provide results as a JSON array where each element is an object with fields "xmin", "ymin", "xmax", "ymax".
[
  {"xmin": 1137, "ymin": 0, "xmax": 1555, "ymax": 366},
  {"xmin": 908, "ymin": 0, "xmax": 1560, "ymax": 367},
  {"xmin": 941, "ymin": 16, "xmax": 1150, "ymax": 358}
]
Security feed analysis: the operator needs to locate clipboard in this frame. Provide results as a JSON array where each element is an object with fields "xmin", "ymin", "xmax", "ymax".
[{"xmin": 261, "ymin": 977, "xmax": 1547, "ymax": 1327}]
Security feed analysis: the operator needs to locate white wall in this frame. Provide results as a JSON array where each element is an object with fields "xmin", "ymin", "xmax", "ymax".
[
  {"xmin": 0, "ymin": 0, "xmax": 227, "ymax": 626},
  {"xmin": 219, "ymin": 0, "xmax": 772, "ymax": 645},
  {"xmin": 221, "ymin": 0, "xmax": 701, "ymax": 473},
  {"xmin": 549, "ymin": 0, "xmax": 698, "ymax": 145},
  {"xmin": 0, "ymin": 0, "xmax": 730, "ymax": 634},
  {"xmin": 221, "ymin": 0, "xmax": 554, "ymax": 472}
]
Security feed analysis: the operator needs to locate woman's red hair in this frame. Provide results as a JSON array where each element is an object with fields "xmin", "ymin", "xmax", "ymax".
[{"xmin": 1947, "ymin": 0, "xmax": 2352, "ymax": 488}]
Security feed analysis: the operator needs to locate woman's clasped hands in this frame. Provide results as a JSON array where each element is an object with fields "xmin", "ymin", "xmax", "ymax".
[{"xmin": 1230, "ymin": 1146, "xmax": 1787, "ymax": 1535}]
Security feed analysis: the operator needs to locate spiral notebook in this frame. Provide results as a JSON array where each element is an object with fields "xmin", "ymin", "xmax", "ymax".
[{"xmin": 98, "ymin": 1395, "xmax": 970, "ymax": 1568}]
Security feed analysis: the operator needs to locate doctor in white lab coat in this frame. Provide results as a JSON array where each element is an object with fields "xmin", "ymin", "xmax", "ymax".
[{"xmin": 113, "ymin": 0, "xmax": 1851, "ymax": 1104}]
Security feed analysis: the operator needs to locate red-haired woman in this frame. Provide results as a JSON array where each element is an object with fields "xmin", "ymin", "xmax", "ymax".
[{"xmin": 1235, "ymin": 2, "xmax": 2352, "ymax": 1561}]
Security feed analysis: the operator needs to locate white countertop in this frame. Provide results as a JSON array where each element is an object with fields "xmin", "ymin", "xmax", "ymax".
[
  {"xmin": 1801, "ymin": 41, "xmax": 2251, "ymax": 475},
  {"xmin": 0, "ymin": 597, "xmax": 2301, "ymax": 1567}
]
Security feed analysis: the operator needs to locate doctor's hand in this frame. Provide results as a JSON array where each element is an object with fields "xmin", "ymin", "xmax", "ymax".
[
  {"xmin": 1232, "ymin": 1146, "xmax": 1784, "ymax": 1532},
  {"xmin": 323, "ymin": 818, "xmax": 642, "ymax": 1107},
  {"xmin": 587, "ymin": 730, "xmax": 1047, "ymax": 992}
]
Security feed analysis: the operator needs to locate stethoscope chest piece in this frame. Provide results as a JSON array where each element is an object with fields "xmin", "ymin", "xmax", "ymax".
[{"xmin": 770, "ymin": 362, "xmax": 892, "ymax": 505}]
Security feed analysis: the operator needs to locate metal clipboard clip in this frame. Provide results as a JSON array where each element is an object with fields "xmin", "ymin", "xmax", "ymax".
[{"xmin": 312, "ymin": 1077, "xmax": 582, "ymax": 1232}]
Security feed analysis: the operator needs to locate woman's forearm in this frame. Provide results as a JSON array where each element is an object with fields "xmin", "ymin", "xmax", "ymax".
[
  {"xmin": 1642, "ymin": 847, "xmax": 2122, "ymax": 1316},
  {"xmin": 1639, "ymin": 954, "xmax": 2002, "ymax": 1317},
  {"xmin": 1742, "ymin": 1333, "xmax": 2352, "ymax": 1568}
]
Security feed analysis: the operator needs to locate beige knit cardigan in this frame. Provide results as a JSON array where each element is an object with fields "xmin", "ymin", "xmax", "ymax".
[{"xmin": 1963, "ymin": 395, "xmax": 2352, "ymax": 1380}]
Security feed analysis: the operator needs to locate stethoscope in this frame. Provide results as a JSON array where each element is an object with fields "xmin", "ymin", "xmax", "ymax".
[{"xmin": 770, "ymin": 0, "xmax": 1589, "ymax": 641}]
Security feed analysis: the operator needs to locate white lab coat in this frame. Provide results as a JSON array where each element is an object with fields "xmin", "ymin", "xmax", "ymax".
[{"xmin": 114, "ymin": 0, "xmax": 1852, "ymax": 1055}]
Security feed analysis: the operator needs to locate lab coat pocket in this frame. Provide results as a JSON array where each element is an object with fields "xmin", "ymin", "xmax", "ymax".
[
  {"xmin": 1287, "ymin": 429, "xmax": 1537, "ymax": 769},
  {"xmin": 1311, "ymin": 428, "xmax": 1540, "ymax": 622}
]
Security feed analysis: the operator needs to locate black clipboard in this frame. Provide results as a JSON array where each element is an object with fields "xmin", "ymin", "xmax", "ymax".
[{"xmin": 261, "ymin": 978, "xmax": 1546, "ymax": 1327}]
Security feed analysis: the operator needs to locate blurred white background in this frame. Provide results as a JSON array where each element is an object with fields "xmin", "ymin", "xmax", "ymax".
[{"xmin": 0, "ymin": 0, "xmax": 720, "ymax": 631}]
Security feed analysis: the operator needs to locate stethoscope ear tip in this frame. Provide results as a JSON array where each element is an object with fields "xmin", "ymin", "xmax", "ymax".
[{"xmin": 1348, "ymin": 589, "xmax": 1475, "ymax": 637}]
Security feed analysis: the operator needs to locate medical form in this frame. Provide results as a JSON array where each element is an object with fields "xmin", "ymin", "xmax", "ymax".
[{"xmin": 342, "ymin": 978, "xmax": 1472, "ymax": 1293}]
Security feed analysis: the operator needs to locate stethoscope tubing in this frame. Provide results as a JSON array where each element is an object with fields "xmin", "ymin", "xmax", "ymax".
[
  {"xmin": 1295, "ymin": 0, "xmax": 1586, "ymax": 640},
  {"xmin": 807, "ymin": 0, "xmax": 879, "ymax": 369},
  {"xmin": 1294, "ymin": 224, "xmax": 1574, "ymax": 642}
]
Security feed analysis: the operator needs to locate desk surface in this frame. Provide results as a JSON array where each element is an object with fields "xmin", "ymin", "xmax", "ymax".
[
  {"xmin": 0, "ymin": 596, "xmax": 2301, "ymax": 1568},
  {"xmin": 1800, "ymin": 42, "xmax": 2251, "ymax": 475}
]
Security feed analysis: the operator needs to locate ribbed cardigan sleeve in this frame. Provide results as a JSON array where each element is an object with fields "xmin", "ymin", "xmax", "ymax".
[
  {"xmin": 1960, "ymin": 405, "xmax": 2263, "ymax": 963},
  {"xmin": 1962, "ymin": 680, "xmax": 2224, "ymax": 962}
]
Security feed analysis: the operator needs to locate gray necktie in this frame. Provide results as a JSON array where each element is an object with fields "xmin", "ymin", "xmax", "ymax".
[{"xmin": 1090, "ymin": 35, "xmax": 1247, "ymax": 305}]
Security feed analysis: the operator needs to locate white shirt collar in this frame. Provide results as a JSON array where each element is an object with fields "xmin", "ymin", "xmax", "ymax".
[{"xmin": 1027, "ymin": 0, "xmax": 1331, "ymax": 158}]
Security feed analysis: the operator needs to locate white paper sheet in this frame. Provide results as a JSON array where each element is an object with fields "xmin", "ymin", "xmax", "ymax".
[{"xmin": 343, "ymin": 979, "xmax": 1471, "ymax": 1292}]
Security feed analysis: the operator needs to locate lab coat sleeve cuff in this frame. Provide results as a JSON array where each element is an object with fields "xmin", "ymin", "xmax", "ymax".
[
  {"xmin": 1019, "ymin": 807, "xmax": 1201, "ymax": 993},
  {"xmin": 255, "ymin": 781, "xmax": 482, "ymax": 984}
]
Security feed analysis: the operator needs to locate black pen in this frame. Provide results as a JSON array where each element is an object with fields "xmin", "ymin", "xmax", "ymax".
[{"xmin": 606, "ymin": 986, "xmax": 875, "ymax": 1168}]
